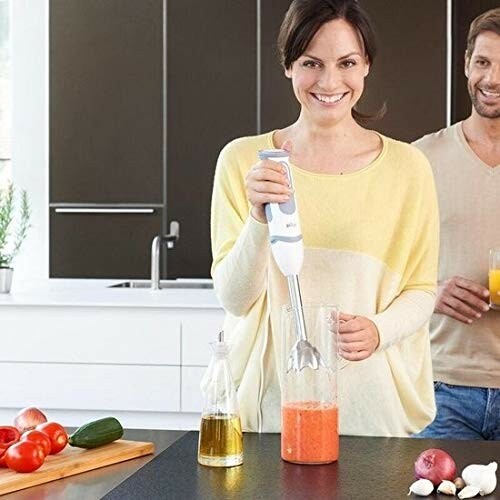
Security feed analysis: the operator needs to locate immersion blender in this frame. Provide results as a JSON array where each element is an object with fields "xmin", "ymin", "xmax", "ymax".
[{"xmin": 258, "ymin": 149, "xmax": 324, "ymax": 371}]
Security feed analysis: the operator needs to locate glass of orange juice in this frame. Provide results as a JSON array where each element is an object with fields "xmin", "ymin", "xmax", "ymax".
[
  {"xmin": 489, "ymin": 248, "xmax": 500, "ymax": 310},
  {"xmin": 281, "ymin": 304, "xmax": 339, "ymax": 465}
]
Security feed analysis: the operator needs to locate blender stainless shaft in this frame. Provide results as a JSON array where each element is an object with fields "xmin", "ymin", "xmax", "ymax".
[{"xmin": 287, "ymin": 275, "xmax": 307, "ymax": 342}]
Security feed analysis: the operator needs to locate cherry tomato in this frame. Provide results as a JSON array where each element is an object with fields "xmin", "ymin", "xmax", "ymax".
[
  {"xmin": 35, "ymin": 422, "xmax": 68, "ymax": 455},
  {"xmin": 0, "ymin": 426, "xmax": 21, "ymax": 450},
  {"xmin": 0, "ymin": 450, "xmax": 7, "ymax": 468},
  {"xmin": 21, "ymin": 430, "xmax": 52, "ymax": 457},
  {"xmin": 5, "ymin": 441, "xmax": 45, "ymax": 473}
]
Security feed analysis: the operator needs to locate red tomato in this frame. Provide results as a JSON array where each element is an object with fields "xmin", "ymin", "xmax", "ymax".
[
  {"xmin": 35, "ymin": 422, "xmax": 68, "ymax": 455},
  {"xmin": 5, "ymin": 441, "xmax": 45, "ymax": 473},
  {"xmin": 0, "ymin": 426, "xmax": 21, "ymax": 450},
  {"xmin": 21, "ymin": 430, "xmax": 52, "ymax": 457},
  {"xmin": 0, "ymin": 450, "xmax": 7, "ymax": 468}
]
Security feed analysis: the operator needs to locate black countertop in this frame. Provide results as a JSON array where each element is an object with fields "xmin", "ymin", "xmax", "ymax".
[
  {"xmin": 1, "ymin": 428, "xmax": 186, "ymax": 500},
  {"xmin": 104, "ymin": 431, "xmax": 500, "ymax": 500}
]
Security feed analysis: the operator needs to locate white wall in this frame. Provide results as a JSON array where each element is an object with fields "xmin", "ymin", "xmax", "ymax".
[{"xmin": 11, "ymin": 0, "xmax": 48, "ymax": 280}]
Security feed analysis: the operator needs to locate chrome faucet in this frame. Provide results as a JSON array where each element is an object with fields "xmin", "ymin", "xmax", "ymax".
[{"xmin": 151, "ymin": 221, "xmax": 180, "ymax": 290}]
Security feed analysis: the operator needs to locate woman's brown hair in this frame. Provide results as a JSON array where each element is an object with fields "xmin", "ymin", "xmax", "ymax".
[{"xmin": 277, "ymin": 0, "xmax": 385, "ymax": 125}]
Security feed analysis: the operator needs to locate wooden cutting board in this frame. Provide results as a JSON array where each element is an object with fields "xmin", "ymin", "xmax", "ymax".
[{"xmin": 0, "ymin": 439, "xmax": 154, "ymax": 495}]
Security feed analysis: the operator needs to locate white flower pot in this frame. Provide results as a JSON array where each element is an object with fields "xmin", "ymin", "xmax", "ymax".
[{"xmin": 0, "ymin": 267, "xmax": 13, "ymax": 293}]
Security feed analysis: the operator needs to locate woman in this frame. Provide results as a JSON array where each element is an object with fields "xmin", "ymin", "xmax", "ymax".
[{"xmin": 210, "ymin": 0, "xmax": 438, "ymax": 436}]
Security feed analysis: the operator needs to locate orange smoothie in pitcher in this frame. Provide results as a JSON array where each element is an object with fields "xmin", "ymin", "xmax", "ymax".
[
  {"xmin": 281, "ymin": 401, "xmax": 339, "ymax": 464},
  {"xmin": 489, "ymin": 269, "xmax": 500, "ymax": 309}
]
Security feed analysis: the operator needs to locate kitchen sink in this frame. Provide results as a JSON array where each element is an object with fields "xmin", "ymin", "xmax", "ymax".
[{"xmin": 109, "ymin": 280, "xmax": 213, "ymax": 290}]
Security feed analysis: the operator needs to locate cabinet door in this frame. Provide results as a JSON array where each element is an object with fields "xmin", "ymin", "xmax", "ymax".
[
  {"xmin": 49, "ymin": 0, "xmax": 164, "ymax": 203},
  {"xmin": 1, "ymin": 363, "xmax": 181, "ymax": 412},
  {"xmin": 359, "ymin": 0, "xmax": 447, "ymax": 142},
  {"xmin": 50, "ymin": 208, "xmax": 162, "ymax": 278},
  {"xmin": 165, "ymin": 0, "xmax": 257, "ymax": 279},
  {"xmin": 261, "ymin": 0, "xmax": 300, "ymax": 132},
  {"xmin": 181, "ymin": 310, "xmax": 226, "ymax": 366},
  {"xmin": 181, "ymin": 366, "xmax": 206, "ymax": 413}
]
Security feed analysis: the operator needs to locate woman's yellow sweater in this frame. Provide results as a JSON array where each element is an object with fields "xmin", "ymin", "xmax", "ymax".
[{"xmin": 211, "ymin": 131, "xmax": 439, "ymax": 436}]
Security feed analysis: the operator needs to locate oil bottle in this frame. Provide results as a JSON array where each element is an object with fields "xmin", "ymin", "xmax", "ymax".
[{"xmin": 198, "ymin": 331, "xmax": 243, "ymax": 467}]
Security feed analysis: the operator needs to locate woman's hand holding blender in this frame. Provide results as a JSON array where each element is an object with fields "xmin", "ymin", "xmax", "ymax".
[{"xmin": 245, "ymin": 141, "xmax": 293, "ymax": 224}]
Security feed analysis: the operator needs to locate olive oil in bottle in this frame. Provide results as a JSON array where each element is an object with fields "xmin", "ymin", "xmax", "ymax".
[
  {"xmin": 198, "ymin": 414, "xmax": 243, "ymax": 465},
  {"xmin": 198, "ymin": 332, "xmax": 243, "ymax": 467}
]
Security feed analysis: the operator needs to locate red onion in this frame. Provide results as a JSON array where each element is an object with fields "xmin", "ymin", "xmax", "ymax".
[
  {"xmin": 415, "ymin": 448, "xmax": 457, "ymax": 486},
  {"xmin": 14, "ymin": 407, "xmax": 48, "ymax": 434}
]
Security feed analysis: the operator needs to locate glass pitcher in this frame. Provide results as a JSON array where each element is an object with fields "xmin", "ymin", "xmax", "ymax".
[
  {"xmin": 198, "ymin": 331, "xmax": 243, "ymax": 467},
  {"xmin": 281, "ymin": 304, "xmax": 339, "ymax": 465}
]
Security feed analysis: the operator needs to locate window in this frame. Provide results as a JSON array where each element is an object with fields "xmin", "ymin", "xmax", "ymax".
[{"xmin": 0, "ymin": 0, "xmax": 11, "ymax": 189}]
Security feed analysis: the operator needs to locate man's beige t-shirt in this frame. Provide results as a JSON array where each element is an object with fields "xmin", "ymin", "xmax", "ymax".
[{"xmin": 414, "ymin": 122, "xmax": 500, "ymax": 388}]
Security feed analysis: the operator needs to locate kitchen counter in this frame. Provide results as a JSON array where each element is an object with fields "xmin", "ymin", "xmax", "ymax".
[
  {"xmin": 104, "ymin": 432, "xmax": 500, "ymax": 500},
  {"xmin": 0, "ymin": 278, "xmax": 221, "ymax": 309},
  {"xmin": 1, "ymin": 429, "xmax": 186, "ymax": 500},
  {"xmin": 3, "ymin": 430, "xmax": 499, "ymax": 499}
]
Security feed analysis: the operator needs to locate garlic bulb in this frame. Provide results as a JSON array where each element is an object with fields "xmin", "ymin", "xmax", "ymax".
[
  {"xmin": 437, "ymin": 480, "xmax": 457, "ymax": 495},
  {"xmin": 408, "ymin": 479, "xmax": 434, "ymax": 496},
  {"xmin": 462, "ymin": 462, "xmax": 497, "ymax": 496},
  {"xmin": 458, "ymin": 485, "xmax": 480, "ymax": 499}
]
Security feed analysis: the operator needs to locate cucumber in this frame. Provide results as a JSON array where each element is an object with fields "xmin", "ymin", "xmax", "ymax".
[{"xmin": 68, "ymin": 417, "xmax": 124, "ymax": 449}]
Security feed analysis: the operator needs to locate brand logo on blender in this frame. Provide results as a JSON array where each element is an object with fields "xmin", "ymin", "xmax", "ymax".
[{"xmin": 286, "ymin": 222, "xmax": 296, "ymax": 228}]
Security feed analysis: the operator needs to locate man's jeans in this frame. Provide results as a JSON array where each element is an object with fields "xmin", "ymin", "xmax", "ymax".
[{"xmin": 416, "ymin": 382, "xmax": 500, "ymax": 440}]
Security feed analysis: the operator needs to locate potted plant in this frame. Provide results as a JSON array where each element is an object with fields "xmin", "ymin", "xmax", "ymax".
[{"xmin": 0, "ymin": 183, "xmax": 31, "ymax": 293}]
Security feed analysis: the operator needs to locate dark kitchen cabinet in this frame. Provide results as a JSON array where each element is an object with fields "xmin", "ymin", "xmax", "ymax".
[
  {"xmin": 50, "ymin": 0, "xmax": 165, "ymax": 280},
  {"xmin": 49, "ymin": 0, "xmax": 258, "ymax": 279},
  {"xmin": 50, "ymin": 208, "xmax": 162, "ymax": 279},
  {"xmin": 260, "ymin": 0, "xmax": 299, "ymax": 132},
  {"xmin": 358, "ymin": 0, "xmax": 447, "ymax": 142},
  {"xmin": 50, "ymin": 0, "xmax": 164, "ymax": 204},
  {"xmin": 165, "ymin": 0, "xmax": 257, "ymax": 279}
]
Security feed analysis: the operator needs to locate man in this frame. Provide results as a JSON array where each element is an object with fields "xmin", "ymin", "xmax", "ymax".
[{"xmin": 413, "ymin": 8, "xmax": 500, "ymax": 440}]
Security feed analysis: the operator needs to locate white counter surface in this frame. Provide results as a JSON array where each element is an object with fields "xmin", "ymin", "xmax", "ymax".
[{"xmin": 0, "ymin": 278, "xmax": 222, "ymax": 309}]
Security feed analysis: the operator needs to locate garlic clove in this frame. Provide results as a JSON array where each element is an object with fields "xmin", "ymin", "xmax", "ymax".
[
  {"xmin": 437, "ymin": 480, "xmax": 457, "ymax": 495},
  {"xmin": 479, "ymin": 462, "xmax": 497, "ymax": 496},
  {"xmin": 454, "ymin": 477, "xmax": 466, "ymax": 490},
  {"xmin": 462, "ymin": 462, "xmax": 497, "ymax": 496},
  {"xmin": 408, "ymin": 479, "xmax": 434, "ymax": 496},
  {"xmin": 458, "ymin": 485, "xmax": 481, "ymax": 499},
  {"xmin": 463, "ymin": 464, "xmax": 485, "ymax": 486},
  {"xmin": 463, "ymin": 464, "xmax": 483, "ymax": 485}
]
